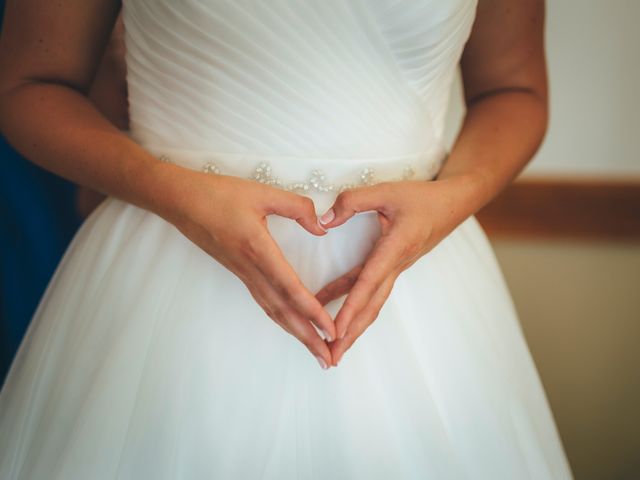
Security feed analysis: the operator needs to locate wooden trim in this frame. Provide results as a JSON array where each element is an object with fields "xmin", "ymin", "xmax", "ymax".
[{"xmin": 475, "ymin": 177, "xmax": 640, "ymax": 240}]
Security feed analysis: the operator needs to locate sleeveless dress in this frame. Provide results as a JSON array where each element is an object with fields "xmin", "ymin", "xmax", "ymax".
[{"xmin": 0, "ymin": 1, "xmax": 575, "ymax": 478}]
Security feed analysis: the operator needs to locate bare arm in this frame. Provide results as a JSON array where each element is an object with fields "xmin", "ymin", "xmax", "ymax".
[
  {"xmin": 435, "ymin": 0, "xmax": 549, "ymax": 213},
  {"xmin": 0, "ymin": 0, "xmax": 176, "ymax": 218},
  {"xmin": 0, "ymin": 0, "xmax": 338, "ymax": 369},
  {"xmin": 76, "ymin": 11, "xmax": 127, "ymax": 218}
]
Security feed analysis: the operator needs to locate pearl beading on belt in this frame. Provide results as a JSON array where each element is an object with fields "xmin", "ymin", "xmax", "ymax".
[{"xmin": 157, "ymin": 154, "xmax": 433, "ymax": 193}]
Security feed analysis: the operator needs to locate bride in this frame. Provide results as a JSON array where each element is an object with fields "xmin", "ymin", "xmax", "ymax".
[{"xmin": 0, "ymin": 0, "xmax": 574, "ymax": 478}]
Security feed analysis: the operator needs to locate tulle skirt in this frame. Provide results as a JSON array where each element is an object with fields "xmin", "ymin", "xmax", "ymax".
[{"xmin": 0, "ymin": 176, "xmax": 574, "ymax": 478}]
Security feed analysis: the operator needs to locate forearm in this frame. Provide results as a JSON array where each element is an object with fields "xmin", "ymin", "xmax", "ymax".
[
  {"xmin": 0, "ymin": 80, "xmax": 172, "ymax": 218},
  {"xmin": 435, "ymin": 88, "xmax": 548, "ymax": 222}
]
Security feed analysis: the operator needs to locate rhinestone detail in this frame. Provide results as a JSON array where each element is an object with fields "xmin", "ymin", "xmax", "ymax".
[{"xmin": 157, "ymin": 155, "xmax": 420, "ymax": 193}]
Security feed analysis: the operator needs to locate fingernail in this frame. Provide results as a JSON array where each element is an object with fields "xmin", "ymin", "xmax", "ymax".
[
  {"xmin": 317, "ymin": 218, "xmax": 328, "ymax": 233},
  {"xmin": 315, "ymin": 355, "xmax": 329, "ymax": 370},
  {"xmin": 319, "ymin": 208, "xmax": 335, "ymax": 225},
  {"xmin": 321, "ymin": 328, "xmax": 334, "ymax": 342},
  {"xmin": 339, "ymin": 329, "xmax": 346, "ymax": 340}
]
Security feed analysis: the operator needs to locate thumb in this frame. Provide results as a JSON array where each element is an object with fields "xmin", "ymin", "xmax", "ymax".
[
  {"xmin": 264, "ymin": 190, "xmax": 327, "ymax": 236},
  {"xmin": 318, "ymin": 186, "xmax": 386, "ymax": 229}
]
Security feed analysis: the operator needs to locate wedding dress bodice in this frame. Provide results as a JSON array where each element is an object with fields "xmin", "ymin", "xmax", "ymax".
[{"xmin": 122, "ymin": 0, "xmax": 477, "ymax": 190}]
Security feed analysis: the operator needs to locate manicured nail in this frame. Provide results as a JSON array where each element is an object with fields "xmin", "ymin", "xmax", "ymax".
[
  {"xmin": 315, "ymin": 355, "xmax": 329, "ymax": 370},
  {"xmin": 321, "ymin": 328, "xmax": 334, "ymax": 342},
  {"xmin": 317, "ymin": 218, "xmax": 328, "ymax": 233},
  {"xmin": 319, "ymin": 208, "xmax": 335, "ymax": 225}
]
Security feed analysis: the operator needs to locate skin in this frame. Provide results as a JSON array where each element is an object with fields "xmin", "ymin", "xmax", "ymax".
[
  {"xmin": 317, "ymin": 0, "xmax": 549, "ymax": 365},
  {"xmin": 78, "ymin": 12, "xmax": 125, "ymax": 217},
  {"xmin": 0, "ymin": 0, "xmax": 547, "ymax": 370}
]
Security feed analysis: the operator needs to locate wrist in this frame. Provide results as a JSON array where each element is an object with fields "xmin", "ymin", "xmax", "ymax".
[
  {"xmin": 432, "ymin": 170, "xmax": 492, "ymax": 221},
  {"xmin": 136, "ymin": 157, "xmax": 195, "ymax": 224}
]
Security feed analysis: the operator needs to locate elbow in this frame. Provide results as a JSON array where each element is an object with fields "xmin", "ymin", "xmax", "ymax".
[
  {"xmin": 531, "ymin": 83, "xmax": 550, "ymax": 150},
  {"xmin": 466, "ymin": 83, "xmax": 549, "ymax": 138},
  {"xmin": 0, "ymin": 74, "xmax": 89, "ymax": 139},
  {"xmin": 0, "ymin": 81, "xmax": 15, "ymax": 139},
  {"xmin": 0, "ymin": 78, "xmax": 27, "ymax": 139}
]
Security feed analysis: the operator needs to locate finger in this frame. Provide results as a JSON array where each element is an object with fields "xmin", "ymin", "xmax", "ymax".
[
  {"xmin": 262, "ymin": 188, "xmax": 327, "ymax": 236},
  {"xmin": 279, "ymin": 301, "xmax": 334, "ymax": 369},
  {"xmin": 315, "ymin": 264, "xmax": 362, "ymax": 306},
  {"xmin": 245, "ymin": 266, "xmax": 334, "ymax": 368},
  {"xmin": 318, "ymin": 184, "xmax": 390, "ymax": 229},
  {"xmin": 333, "ymin": 234, "xmax": 403, "ymax": 340},
  {"xmin": 330, "ymin": 273, "xmax": 398, "ymax": 366},
  {"xmin": 246, "ymin": 227, "xmax": 337, "ymax": 342}
]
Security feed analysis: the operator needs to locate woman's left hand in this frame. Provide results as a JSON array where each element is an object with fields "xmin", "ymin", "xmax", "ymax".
[{"xmin": 314, "ymin": 176, "xmax": 479, "ymax": 366}]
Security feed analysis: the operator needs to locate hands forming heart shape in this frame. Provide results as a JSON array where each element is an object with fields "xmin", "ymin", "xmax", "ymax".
[
  {"xmin": 310, "ymin": 178, "xmax": 468, "ymax": 369},
  {"xmin": 167, "ymin": 165, "xmax": 474, "ymax": 372}
]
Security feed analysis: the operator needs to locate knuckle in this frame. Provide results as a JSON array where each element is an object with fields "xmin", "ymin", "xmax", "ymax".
[
  {"xmin": 369, "ymin": 306, "xmax": 382, "ymax": 322},
  {"xmin": 402, "ymin": 239, "xmax": 421, "ymax": 258},
  {"xmin": 278, "ymin": 320, "xmax": 294, "ymax": 336},
  {"xmin": 296, "ymin": 330, "xmax": 315, "ymax": 350},
  {"xmin": 276, "ymin": 284, "xmax": 295, "ymax": 303},
  {"xmin": 341, "ymin": 297, "xmax": 359, "ymax": 314},
  {"xmin": 262, "ymin": 297, "xmax": 288, "ymax": 320},
  {"xmin": 299, "ymin": 195, "xmax": 315, "ymax": 212},
  {"xmin": 272, "ymin": 310, "xmax": 294, "ymax": 334},
  {"xmin": 263, "ymin": 304, "xmax": 281, "ymax": 321},
  {"xmin": 334, "ymin": 190, "xmax": 353, "ymax": 209},
  {"xmin": 232, "ymin": 260, "xmax": 254, "ymax": 283},
  {"xmin": 305, "ymin": 334, "xmax": 326, "ymax": 353},
  {"xmin": 262, "ymin": 304, "xmax": 274, "ymax": 319}
]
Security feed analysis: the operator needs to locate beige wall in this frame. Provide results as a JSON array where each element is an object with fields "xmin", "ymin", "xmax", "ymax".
[
  {"xmin": 525, "ymin": 0, "xmax": 640, "ymax": 177},
  {"xmin": 445, "ymin": 1, "xmax": 640, "ymax": 178},
  {"xmin": 491, "ymin": 239, "xmax": 640, "ymax": 480}
]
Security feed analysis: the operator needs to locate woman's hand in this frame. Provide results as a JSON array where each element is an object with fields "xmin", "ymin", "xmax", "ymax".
[
  {"xmin": 314, "ymin": 175, "xmax": 483, "ymax": 366},
  {"xmin": 153, "ymin": 161, "xmax": 337, "ymax": 369}
]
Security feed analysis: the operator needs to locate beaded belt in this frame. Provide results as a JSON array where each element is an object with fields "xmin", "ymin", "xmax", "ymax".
[
  {"xmin": 136, "ymin": 142, "xmax": 448, "ymax": 212},
  {"xmin": 140, "ymin": 144, "xmax": 447, "ymax": 192}
]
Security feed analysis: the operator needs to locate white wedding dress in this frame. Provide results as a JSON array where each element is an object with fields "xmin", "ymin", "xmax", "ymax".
[{"xmin": 0, "ymin": 0, "xmax": 575, "ymax": 478}]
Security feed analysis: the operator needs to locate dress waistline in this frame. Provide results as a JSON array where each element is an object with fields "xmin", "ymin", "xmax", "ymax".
[{"xmin": 137, "ymin": 142, "xmax": 448, "ymax": 196}]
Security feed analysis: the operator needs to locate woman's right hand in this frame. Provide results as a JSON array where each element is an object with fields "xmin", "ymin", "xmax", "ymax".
[{"xmin": 151, "ymin": 160, "xmax": 336, "ymax": 369}]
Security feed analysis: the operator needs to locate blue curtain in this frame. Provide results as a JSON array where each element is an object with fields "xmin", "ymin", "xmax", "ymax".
[{"xmin": 0, "ymin": 0, "xmax": 83, "ymax": 384}]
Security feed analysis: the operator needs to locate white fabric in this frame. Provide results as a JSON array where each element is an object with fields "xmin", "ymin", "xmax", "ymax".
[{"xmin": 0, "ymin": 1, "xmax": 575, "ymax": 478}]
